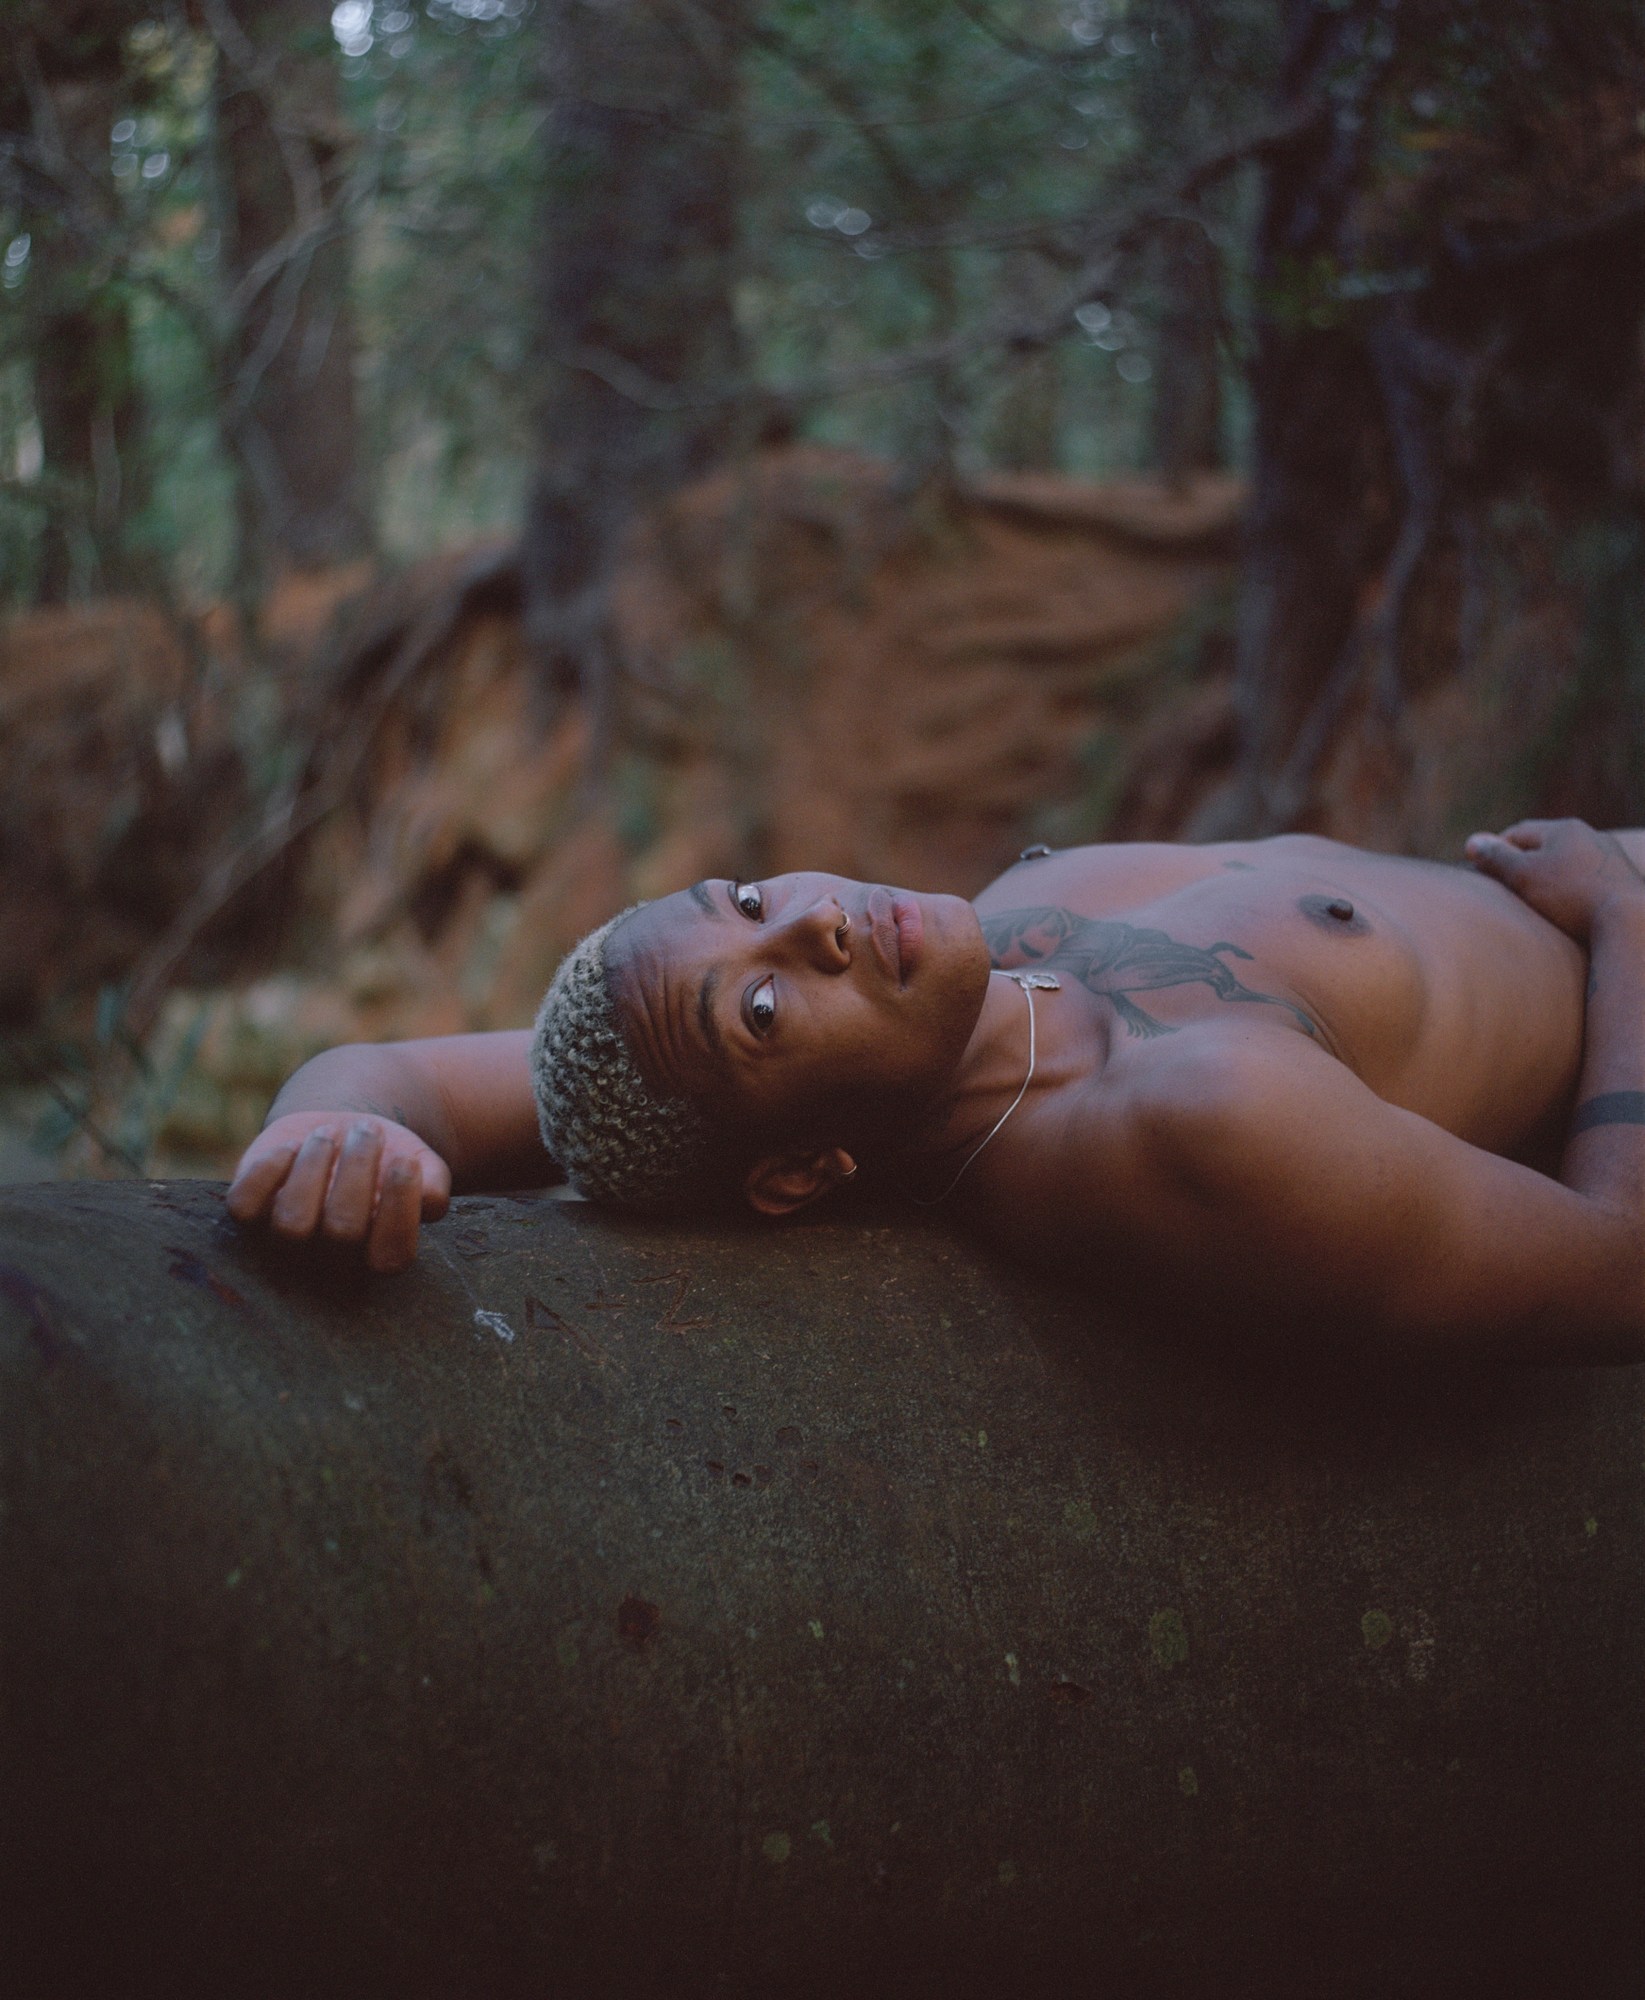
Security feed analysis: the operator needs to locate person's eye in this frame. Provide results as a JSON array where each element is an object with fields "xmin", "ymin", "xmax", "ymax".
[
  {"xmin": 745, "ymin": 976, "xmax": 776, "ymax": 1036},
  {"xmin": 733, "ymin": 881, "xmax": 764, "ymax": 920}
]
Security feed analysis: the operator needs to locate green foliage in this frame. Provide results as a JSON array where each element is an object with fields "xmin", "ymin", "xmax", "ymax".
[
  {"xmin": 335, "ymin": 0, "xmax": 544, "ymax": 555},
  {"xmin": 1, "ymin": 0, "xmax": 1291, "ymax": 606},
  {"xmin": 739, "ymin": 0, "xmax": 1276, "ymax": 473},
  {"xmin": 1, "ymin": 14, "xmax": 235, "ymax": 597},
  {"xmin": 0, "ymin": 1, "xmax": 546, "ymax": 601}
]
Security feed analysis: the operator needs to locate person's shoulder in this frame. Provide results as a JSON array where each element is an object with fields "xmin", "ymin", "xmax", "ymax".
[
  {"xmin": 968, "ymin": 1023, "xmax": 1346, "ymax": 1249},
  {"xmin": 972, "ymin": 840, "xmax": 1105, "ymax": 910},
  {"xmin": 952, "ymin": 1024, "xmax": 1272, "ymax": 1240},
  {"xmin": 959, "ymin": 1027, "xmax": 1387, "ymax": 1301},
  {"xmin": 1103, "ymin": 1024, "xmax": 1352, "ymax": 1186}
]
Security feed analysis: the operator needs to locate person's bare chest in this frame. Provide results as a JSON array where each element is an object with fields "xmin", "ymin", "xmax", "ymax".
[{"xmin": 971, "ymin": 835, "xmax": 1586, "ymax": 1150}]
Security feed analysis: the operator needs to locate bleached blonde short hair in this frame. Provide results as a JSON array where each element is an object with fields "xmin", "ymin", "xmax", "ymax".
[{"xmin": 530, "ymin": 906, "xmax": 718, "ymax": 1209}]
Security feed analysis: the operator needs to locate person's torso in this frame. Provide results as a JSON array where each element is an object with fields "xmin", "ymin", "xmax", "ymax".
[{"xmin": 970, "ymin": 834, "xmax": 1587, "ymax": 1160}]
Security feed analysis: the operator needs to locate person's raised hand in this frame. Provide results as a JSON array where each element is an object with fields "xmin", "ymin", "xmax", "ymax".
[
  {"xmin": 1464, "ymin": 817, "xmax": 1645, "ymax": 945},
  {"xmin": 226, "ymin": 1112, "xmax": 452, "ymax": 1272}
]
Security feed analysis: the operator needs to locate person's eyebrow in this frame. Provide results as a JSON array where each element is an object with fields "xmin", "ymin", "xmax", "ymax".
[
  {"xmin": 688, "ymin": 880, "xmax": 721, "ymax": 918},
  {"xmin": 696, "ymin": 962, "xmax": 728, "ymax": 1067}
]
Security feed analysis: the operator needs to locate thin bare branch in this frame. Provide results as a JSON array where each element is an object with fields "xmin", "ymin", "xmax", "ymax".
[
  {"xmin": 947, "ymin": 0, "xmax": 1110, "ymax": 73},
  {"xmin": 744, "ymin": 20, "xmax": 936, "ymax": 212},
  {"xmin": 113, "ymin": 542, "xmax": 521, "ymax": 1050},
  {"xmin": 556, "ymin": 98, "xmax": 1325, "ymax": 417}
]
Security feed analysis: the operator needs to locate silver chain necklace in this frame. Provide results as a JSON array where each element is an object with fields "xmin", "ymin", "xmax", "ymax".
[{"xmin": 909, "ymin": 970, "xmax": 1060, "ymax": 1206}]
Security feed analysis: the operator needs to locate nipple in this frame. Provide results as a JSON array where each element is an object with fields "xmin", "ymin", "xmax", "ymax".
[{"xmin": 1298, "ymin": 892, "xmax": 1367, "ymax": 933}]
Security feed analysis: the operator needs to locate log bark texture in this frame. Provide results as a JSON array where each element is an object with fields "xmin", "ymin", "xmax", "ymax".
[{"xmin": 2, "ymin": 1179, "xmax": 1642, "ymax": 1997}]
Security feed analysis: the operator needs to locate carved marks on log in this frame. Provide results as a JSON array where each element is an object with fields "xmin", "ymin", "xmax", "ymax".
[
  {"xmin": 434, "ymin": 1220, "xmax": 717, "ymax": 1369},
  {"xmin": 465, "ymin": 1257, "xmax": 719, "ymax": 1375}
]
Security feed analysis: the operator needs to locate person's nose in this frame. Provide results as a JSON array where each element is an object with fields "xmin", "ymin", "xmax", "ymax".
[{"xmin": 770, "ymin": 893, "xmax": 850, "ymax": 971}]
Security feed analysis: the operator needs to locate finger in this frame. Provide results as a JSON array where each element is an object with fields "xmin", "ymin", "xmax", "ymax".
[
  {"xmin": 1464, "ymin": 832, "xmax": 1525, "ymax": 881},
  {"xmin": 269, "ymin": 1126, "xmax": 340, "ymax": 1238},
  {"xmin": 419, "ymin": 1151, "xmax": 452, "ymax": 1223},
  {"xmin": 226, "ymin": 1141, "xmax": 298, "ymax": 1224},
  {"xmin": 322, "ymin": 1121, "xmax": 385, "ymax": 1242},
  {"xmin": 1498, "ymin": 821, "xmax": 1548, "ymax": 850},
  {"xmin": 367, "ymin": 1159, "xmax": 422, "ymax": 1273}
]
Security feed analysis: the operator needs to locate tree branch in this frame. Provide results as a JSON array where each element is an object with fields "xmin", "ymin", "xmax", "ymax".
[
  {"xmin": 743, "ymin": 19, "xmax": 935, "ymax": 214},
  {"xmin": 111, "ymin": 541, "xmax": 521, "ymax": 1053},
  {"xmin": 946, "ymin": 0, "xmax": 1110, "ymax": 74},
  {"xmin": 554, "ymin": 98, "xmax": 1324, "ymax": 417}
]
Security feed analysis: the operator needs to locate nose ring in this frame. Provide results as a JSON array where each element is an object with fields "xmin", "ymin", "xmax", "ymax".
[{"xmin": 836, "ymin": 910, "xmax": 851, "ymax": 939}]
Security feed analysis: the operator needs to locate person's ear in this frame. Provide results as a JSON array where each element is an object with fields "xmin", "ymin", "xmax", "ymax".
[{"xmin": 743, "ymin": 1146, "xmax": 857, "ymax": 1216}]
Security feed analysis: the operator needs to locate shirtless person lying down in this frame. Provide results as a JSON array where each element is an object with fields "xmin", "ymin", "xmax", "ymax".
[{"xmin": 226, "ymin": 818, "xmax": 1645, "ymax": 1362}]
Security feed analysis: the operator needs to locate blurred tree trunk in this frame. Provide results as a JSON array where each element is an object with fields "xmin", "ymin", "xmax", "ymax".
[
  {"xmin": 1224, "ymin": 0, "xmax": 1392, "ymax": 830},
  {"xmin": 989, "ymin": 252, "xmax": 1062, "ymax": 472},
  {"xmin": 6, "ymin": 17, "xmax": 148, "ymax": 602},
  {"xmin": 212, "ymin": 0, "xmax": 369, "ymax": 577},
  {"xmin": 1223, "ymin": 0, "xmax": 1645, "ymax": 836},
  {"xmin": 1147, "ymin": 217, "xmax": 1224, "ymax": 486},
  {"xmin": 32, "ymin": 284, "xmax": 144, "ymax": 602},
  {"xmin": 1129, "ymin": 2, "xmax": 1228, "ymax": 490},
  {"xmin": 990, "ymin": 349, "xmax": 1061, "ymax": 473},
  {"xmin": 524, "ymin": 0, "xmax": 744, "ymax": 737}
]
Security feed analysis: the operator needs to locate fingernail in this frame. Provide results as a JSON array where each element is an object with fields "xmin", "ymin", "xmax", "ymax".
[
  {"xmin": 346, "ymin": 1120, "xmax": 377, "ymax": 1144},
  {"xmin": 301, "ymin": 1125, "xmax": 335, "ymax": 1147}
]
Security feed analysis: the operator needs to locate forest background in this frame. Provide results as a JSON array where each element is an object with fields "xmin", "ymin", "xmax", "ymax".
[{"xmin": 1, "ymin": 0, "xmax": 1643, "ymax": 1181}]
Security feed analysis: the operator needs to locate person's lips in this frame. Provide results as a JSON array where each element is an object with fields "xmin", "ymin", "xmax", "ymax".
[
  {"xmin": 864, "ymin": 888, "xmax": 899, "ymax": 984},
  {"xmin": 892, "ymin": 892, "xmax": 923, "ymax": 984},
  {"xmin": 860, "ymin": 887, "xmax": 922, "ymax": 986}
]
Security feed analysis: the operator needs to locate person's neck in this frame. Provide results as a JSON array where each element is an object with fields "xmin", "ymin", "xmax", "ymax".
[{"xmin": 902, "ymin": 969, "xmax": 1059, "ymax": 1182}]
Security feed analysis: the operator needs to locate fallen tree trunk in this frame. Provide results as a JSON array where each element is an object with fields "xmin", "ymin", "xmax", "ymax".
[{"xmin": 2, "ymin": 1180, "xmax": 1641, "ymax": 1997}]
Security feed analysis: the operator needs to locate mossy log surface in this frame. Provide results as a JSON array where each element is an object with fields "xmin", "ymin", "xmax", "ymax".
[{"xmin": 2, "ymin": 1180, "xmax": 1642, "ymax": 1997}]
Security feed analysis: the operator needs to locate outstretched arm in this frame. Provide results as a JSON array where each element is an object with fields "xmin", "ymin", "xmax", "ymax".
[{"xmin": 226, "ymin": 1032, "xmax": 554, "ymax": 1271}]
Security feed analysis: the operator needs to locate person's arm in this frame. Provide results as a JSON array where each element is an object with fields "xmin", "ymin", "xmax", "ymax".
[
  {"xmin": 1001, "ymin": 820, "xmax": 1645, "ymax": 1362},
  {"xmin": 225, "ymin": 1031, "xmax": 555, "ymax": 1272},
  {"xmin": 1463, "ymin": 818, "xmax": 1645, "ymax": 1213}
]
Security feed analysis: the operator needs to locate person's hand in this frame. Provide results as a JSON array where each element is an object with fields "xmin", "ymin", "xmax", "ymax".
[
  {"xmin": 226, "ymin": 1112, "xmax": 452, "ymax": 1272},
  {"xmin": 1464, "ymin": 817, "xmax": 1645, "ymax": 945}
]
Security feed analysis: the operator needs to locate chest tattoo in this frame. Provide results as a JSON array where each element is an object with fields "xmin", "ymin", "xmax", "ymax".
[{"xmin": 979, "ymin": 905, "xmax": 1319, "ymax": 1039}]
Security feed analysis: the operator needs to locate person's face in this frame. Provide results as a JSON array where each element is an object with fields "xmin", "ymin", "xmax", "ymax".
[{"xmin": 607, "ymin": 871, "xmax": 991, "ymax": 1144}]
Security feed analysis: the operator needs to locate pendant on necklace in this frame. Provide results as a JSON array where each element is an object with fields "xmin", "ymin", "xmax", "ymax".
[{"xmin": 1011, "ymin": 971, "xmax": 1061, "ymax": 991}]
